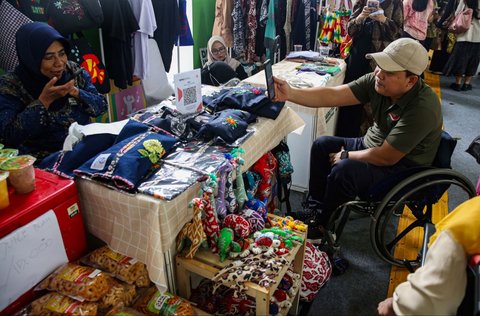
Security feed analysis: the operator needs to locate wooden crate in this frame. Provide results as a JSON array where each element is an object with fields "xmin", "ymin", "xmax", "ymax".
[{"xmin": 176, "ymin": 214, "xmax": 307, "ymax": 316}]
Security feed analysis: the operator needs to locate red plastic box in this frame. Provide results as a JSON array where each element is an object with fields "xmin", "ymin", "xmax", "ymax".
[{"xmin": 0, "ymin": 168, "xmax": 88, "ymax": 316}]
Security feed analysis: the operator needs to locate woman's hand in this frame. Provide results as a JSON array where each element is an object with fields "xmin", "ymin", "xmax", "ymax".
[
  {"xmin": 356, "ymin": 6, "xmax": 372, "ymax": 24},
  {"xmin": 369, "ymin": 10, "xmax": 387, "ymax": 23},
  {"xmin": 38, "ymin": 77, "xmax": 76, "ymax": 109},
  {"xmin": 272, "ymin": 76, "xmax": 290, "ymax": 102}
]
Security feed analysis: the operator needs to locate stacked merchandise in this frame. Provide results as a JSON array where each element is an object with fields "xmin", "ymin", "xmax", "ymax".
[{"xmin": 17, "ymin": 246, "xmax": 196, "ymax": 316}]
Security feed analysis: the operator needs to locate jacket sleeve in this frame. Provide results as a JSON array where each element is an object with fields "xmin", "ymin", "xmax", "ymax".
[
  {"xmin": 76, "ymin": 69, "xmax": 108, "ymax": 117},
  {"xmin": 0, "ymin": 93, "xmax": 50, "ymax": 148},
  {"xmin": 377, "ymin": 0, "xmax": 404, "ymax": 42},
  {"xmin": 392, "ymin": 231, "xmax": 467, "ymax": 316},
  {"xmin": 347, "ymin": 0, "xmax": 368, "ymax": 37}
]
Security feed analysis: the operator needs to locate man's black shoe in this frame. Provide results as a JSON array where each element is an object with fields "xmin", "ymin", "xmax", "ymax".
[
  {"xmin": 306, "ymin": 224, "xmax": 325, "ymax": 244},
  {"xmin": 331, "ymin": 254, "xmax": 349, "ymax": 276}
]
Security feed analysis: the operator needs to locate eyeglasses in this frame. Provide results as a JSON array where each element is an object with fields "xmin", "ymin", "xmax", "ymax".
[{"xmin": 211, "ymin": 47, "xmax": 226, "ymax": 55}]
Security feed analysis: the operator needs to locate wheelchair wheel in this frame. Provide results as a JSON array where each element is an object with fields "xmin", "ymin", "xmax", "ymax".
[{"xmin": 370, "ymin": 169, "xmax": 476, "ymax": 268}]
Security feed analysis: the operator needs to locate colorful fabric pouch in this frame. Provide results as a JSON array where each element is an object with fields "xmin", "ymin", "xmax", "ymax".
[
  {"xmin": 203, "ymin": 85, "xmax": 285, "ymax": 119},
  {"xmin": 38, "ymin": 133, "xmax": 117, "ymax": 178},
  {"xmin": 75, "ymin": 131, "xmax": 179, "ymax": 190},
  {"xmin": 196, "ymin": 109, "xmax": 256, "ymax": 144}
]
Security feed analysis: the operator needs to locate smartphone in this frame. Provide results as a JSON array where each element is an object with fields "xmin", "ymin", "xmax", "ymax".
[
  {"xmin": 264, "ymin": 59, "xmax": 275, "ymax": 100},
  {"xmin": 68, "ymin": 68, "xmax": 83, "ymax": 81},
  {"xmin": 367, "ymin": 0, "xmax": 379, "ymax": 10}
]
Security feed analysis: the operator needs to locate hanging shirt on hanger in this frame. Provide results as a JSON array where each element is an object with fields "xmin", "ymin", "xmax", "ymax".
[
  {"xmin": 212, "ymin": 0, "xmax": 234, "ymax": 47},
  {"xmin": 128, "ymin": 0, "xmax": 157, "ymax": 80},
  {"xmin": 100, "ymin": 0, "xmax": 139, "ymax": 89},
  {"xmin": 151, "ymin": 0, "xmax": 181, "ymax": 73},
  {"xmin": 232, "ymin": 0, "xmax": 246, "ymax": 56}
]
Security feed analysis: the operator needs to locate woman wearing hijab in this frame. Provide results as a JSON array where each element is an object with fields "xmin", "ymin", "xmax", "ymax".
[
  {"xmin": 201, "ymin": 35, "xmax": 248, "ymax": 86},
  {"xmin": 0, "ymin": 22, "xmax": 107, "ymax": 161},
  {"xmin": 377, "ymin": 196, "xmax": 480, "ymax": 315}
]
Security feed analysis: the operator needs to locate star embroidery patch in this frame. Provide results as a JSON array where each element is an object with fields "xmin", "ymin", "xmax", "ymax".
[{"xmin": 223, "ymin": 116, "xmax": 238, "ymax": 128}]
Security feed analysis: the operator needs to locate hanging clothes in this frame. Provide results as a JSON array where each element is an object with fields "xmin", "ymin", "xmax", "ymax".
[
  {"xmin": 284, "ymin": 0, "xmax": 293, "ymax": 52},
  {"xmin": 232, "ymin": 0, "xmax": 246, "ymax": 56},
  {"xmin": 151, "ymin": 0, "xmax": 181, "ymax": 72},
  {"xmin": 276, "ymin": 0, "xmax": 288, "ymax": 58},
  {"xmin": 177, "ymin": 0, "xmax": 194, "ymax": 46},
  {"xmin": 255, "ymin": 0, "xmax": 269, "ymax": 59},
  {"xmin": 128, "ymin": 0, "xmax": 157, "ymax": 80},
  {"xmin": 0, "ymin": 0, "xmax": 32, "ymax": 71},
  {"xmin": 303, "ymin": 0, "xmax": 311, "ymax": 50},
  {"xmin": 264, "ymin": 0, "xmax": 277, "ymax": 59},
  {"xmin": 245, "ymin": 0, "xmax": 258, "ymax": 62},
  {"xmin": 291, "ymin": 0, "xmax": 307, "ymax": 49},
  {"xmin": 100, "ymin": 0, "xmax": 139, "ymax": 89},
  {"xmin": 11, "ymin": 0, "xmax": 48, "ymax": 22},
  {"xmin": 212, "ymin": 0, "xmax": 234, "ymax": 47}
]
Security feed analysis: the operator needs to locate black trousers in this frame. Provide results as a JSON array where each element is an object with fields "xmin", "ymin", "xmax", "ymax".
[{"xmin": 308, "ymin": 136, "xmax": 416, "ymax": 225}]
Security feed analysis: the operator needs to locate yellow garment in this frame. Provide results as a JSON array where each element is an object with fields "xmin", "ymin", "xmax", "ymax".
[{"xmin": 429, "ymin": 196, "xmax": 480, "ymax": 256}]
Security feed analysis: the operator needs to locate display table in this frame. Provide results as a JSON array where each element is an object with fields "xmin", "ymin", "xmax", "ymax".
[
  {"xmin": 77, "ymin": 106, "xmax": 304, "ymax": 291},
  {"xmin": 242, "ymin": 59, "xmax": 346, "ymax": 191}
]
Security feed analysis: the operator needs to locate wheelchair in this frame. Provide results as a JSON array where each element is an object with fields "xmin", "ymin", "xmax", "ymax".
[{"xmin": 324, "ymin": 131, "xmax": 477, "ymax": 271}]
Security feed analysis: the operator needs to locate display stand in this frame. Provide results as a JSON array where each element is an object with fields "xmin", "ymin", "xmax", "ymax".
[{"xmin": 175, "ymin": 214, "xmax": 307, "ymax": 316}]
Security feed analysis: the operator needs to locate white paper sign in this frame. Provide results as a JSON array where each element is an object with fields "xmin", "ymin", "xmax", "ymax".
[
  {"xmin": 174, "ymin": 69, "xmax": 203, "ymax": 114},
  {"xmin": 0, "ymin": 210, "xmax": 68, "ymax": 311}
]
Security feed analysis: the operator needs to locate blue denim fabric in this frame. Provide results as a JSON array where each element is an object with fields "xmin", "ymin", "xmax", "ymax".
[{"xmin": 75, "ymin": 131, "xmax": 179, "ymax": 190}]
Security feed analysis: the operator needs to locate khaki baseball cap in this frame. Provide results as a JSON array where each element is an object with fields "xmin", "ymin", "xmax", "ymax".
[{"xmin": 366, "ymin": 38, "xmax": 428, "ymax": 76}]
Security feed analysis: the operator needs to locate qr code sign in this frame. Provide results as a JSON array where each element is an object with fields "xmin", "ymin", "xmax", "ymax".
[{"xmin": 183, "ymin": 86, "xmax": 197, "ymax": 105}]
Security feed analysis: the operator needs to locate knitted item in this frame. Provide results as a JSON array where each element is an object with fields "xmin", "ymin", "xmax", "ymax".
[
  {"xmin": 300, "ymin": 242, "xmax": 332, "ymax": 302},
  {"xmin": 212, "ymin": 252, "xmax": 288, "ymax": 297},
  {"xmin": 215, "ymin": 161, "xmax": 231, "ymax": 219},
  {"xmin": 176, "ymin": 198, "xmax": 207, "ymax": 259},
  {"xmin": 222, "ymin": 214, "xmax": 251, "ymax": 239},
  {"xmin": 239, "ymin": 208, "xmax": 265, "ymax": 233},
  {"xmin": 231, "ymin": 149, "xmax": 247, "ymax": 208},
  {"xmin": 224, "ymin": 159, "xmax": 238, "ymax": 214},
  {"xmin": 202, "ymin": 184, "xmax": 220, "ymax": 253}
]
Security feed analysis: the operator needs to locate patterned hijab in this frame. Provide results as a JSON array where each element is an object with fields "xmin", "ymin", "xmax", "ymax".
[
  {"xmin": 429, "ymin": 196, "xmax": 480, "ymax": 256},
  {"xmin": 14, "ymin": 22, "xmax": 71, "ymax": 100},
  {"xmin": 206, "ymin": 35, "xmax": 240, "ymax": 70}
]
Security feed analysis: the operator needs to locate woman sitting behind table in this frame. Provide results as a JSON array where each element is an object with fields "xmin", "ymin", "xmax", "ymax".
[
  {"xmin": 0, "ymin": 22, "xmax": 107, "ymax": 161},
  {"xmin": 201, "ymin": 35, "xmax": 248, "ymax": 86}
]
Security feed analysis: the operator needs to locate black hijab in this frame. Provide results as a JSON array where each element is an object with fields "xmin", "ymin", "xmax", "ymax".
[{"xmin": 14, "ymin": 22, "xmax": 71, "ymax": 100}]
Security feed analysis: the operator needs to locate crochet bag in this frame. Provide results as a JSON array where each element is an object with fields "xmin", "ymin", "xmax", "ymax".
[{"xmin": 301, "ymin": 242, "xmax": 332, "ymax": 302}]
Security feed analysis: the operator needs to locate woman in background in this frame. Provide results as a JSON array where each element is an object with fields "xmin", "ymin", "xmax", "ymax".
[
  {"xmin": 443, "ymin": 0, "xmax": 480, "ymax": 91},
  {"xmin": 335, "ymin": 0, "xmax": 404, "ymax": 137},
  {"xmin": 201, "ymin": 35, "xmax": 248, "ymax": 86},
  {"xmin": 0, "ymin": 22, "xmax": 107, "ymax": 161},
  {"xmin": 403, "ymin": 0, "xmax": 436, "ymax": 49}
]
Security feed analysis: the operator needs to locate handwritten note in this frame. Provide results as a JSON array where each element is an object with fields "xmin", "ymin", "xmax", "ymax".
[{"xmin": 0, "ymin": 210, "xmax": 68, "ymax": 311}]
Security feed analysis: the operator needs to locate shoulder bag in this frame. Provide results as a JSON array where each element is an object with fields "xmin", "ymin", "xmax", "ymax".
[{"xmin": 445, "ymin": 0, "xmax": 473, "ymax": 34}]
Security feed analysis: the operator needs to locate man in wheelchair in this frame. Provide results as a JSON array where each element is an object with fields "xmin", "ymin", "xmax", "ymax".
[
  {"xmin": 377, "ymin": 196, "xmax": 480, "ymax": 316},
  {"xmin": 273, "ymin": 38, "xmax": 442, "ymax": 246}
]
